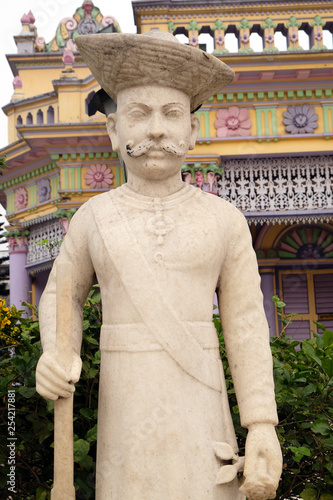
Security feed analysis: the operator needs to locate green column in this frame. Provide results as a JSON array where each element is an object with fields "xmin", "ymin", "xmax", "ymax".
[
  {"xmin": 255, "ymin": 108, "xmax": 277, "ymax": 136},
  {"xmin": 195, "ymin": 109, "xmax": 210, "ymax": 138},
  {"xmin": 322, "ymin": 105, "xmax": 333, "ymax": 133}
]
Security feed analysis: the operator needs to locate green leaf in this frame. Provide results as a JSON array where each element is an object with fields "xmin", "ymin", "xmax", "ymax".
[
  {"xmin": 322, "ymin": 358, "xmax": 333, "ymax": 377},
  {"xmin": 18, "ymin": 386, "xmax": 36, "ymax": 398},
  {"xmin": 302, "ymin": 342, "xmax": 322, "ymax": 366},
  {"xmin": 73, "ymin": 439, "xmax": 90, "ymax": 462},
  {"xmin": 323, "ymin": 329, "xmax": 333, "ymax": 348},
  {"xmin": 324, "ymin": 436, "xmax": 333, "ymax": 449},
  {"xmin": 311, "ymin": 418, "xmax": 331, "ymax": 435},
  {"xmin": 301, "ymin": 383, "xmax": 317, "ymax": 398},
  {"xmin": 288, "ymin": 446, "xmax": 311, "ymax": 457},
  {"xmin": 80, "ymin": 408, "xmax": 94, "ymax": 420},
  {"xmin": 36, "ymin": 487, "xmax": 49, "ymax": 500},
  {"xmin": 85, "ymin": 335, "xmax": 99, "ymax": 345},
  {"xmin": 85, "ymin": 424, "xmax": 98, "ymax": 443},
  {"xmin": 82, "ymin": 319, "xmax": 90, "ymax": 331},
  {"xmin": 300, "ymin": 487, "xmax": 317, "ymax": 500}
]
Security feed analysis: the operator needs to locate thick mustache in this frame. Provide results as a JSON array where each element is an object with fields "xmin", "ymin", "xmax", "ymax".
[{"xmin": 125, "ymin": 140, "xmax": 186, "ymax": 158}]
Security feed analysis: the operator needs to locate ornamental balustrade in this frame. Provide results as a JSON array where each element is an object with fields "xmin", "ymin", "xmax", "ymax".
[
  {"xmin": 168, "ymin": 12, "xmax": 332, "ymax": 53},
  {"xmin": 26, "ymin": 219, "xmax": 63, "ymax": 265},
  {"xmin": 219, "ymin": 155, "xmax": 333, "ymax": 213}
]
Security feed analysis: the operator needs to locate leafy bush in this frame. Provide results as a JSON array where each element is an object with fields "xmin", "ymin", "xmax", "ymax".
[
  {"xmin": 0, "ymin": 295, "xmax": 332, "ymax": 499},
  {"xmin": 0, "ymin": 288, "xmax": 101, "ymax": 500}
]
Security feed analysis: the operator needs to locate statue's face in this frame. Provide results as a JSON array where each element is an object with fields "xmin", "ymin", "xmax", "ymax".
[{"xmin": 107, "ymin": 85, "xmax": 199, "ymax": 182}]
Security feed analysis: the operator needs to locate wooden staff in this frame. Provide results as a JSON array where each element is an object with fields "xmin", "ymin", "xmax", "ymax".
[{"xmin": 51, "ymin": 262, "xmax": 76, "ymax": 499}]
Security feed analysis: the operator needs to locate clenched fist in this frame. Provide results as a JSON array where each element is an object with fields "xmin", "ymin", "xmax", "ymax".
[{"xmin": 36, "ymin": 350, "xmax": 82, "ymax": 401}]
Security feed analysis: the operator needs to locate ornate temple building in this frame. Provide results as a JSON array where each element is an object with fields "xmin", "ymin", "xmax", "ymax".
[{"xmin": 1, "ymin": 0, "xmax": 332, "ymax": 339}]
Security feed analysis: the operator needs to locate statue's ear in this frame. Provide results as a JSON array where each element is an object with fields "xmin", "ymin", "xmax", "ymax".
[
  {"xmin": 189, "ymin": 114, "xmax": 200, "ymax": 150},
  {"xmin": 106, "ymin": 113, "xmax": 120, "ymax": 152}
]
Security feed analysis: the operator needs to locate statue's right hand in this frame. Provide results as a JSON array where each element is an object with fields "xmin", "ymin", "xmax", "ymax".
[{"xmin": 36, "ymin": 350, "xmax": 82, "ymax": 401}]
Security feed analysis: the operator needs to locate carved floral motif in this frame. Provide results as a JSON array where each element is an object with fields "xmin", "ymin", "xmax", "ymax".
[
  {"xmin": 84, "ymin": 164, "xmax": 114, "ymax": 189},
  {"xmin": 283, "ymin": 105, "xmax": 318, "ymax": 134},
  {"xmin": 15, "ymin": 188, "xmax": 28, "ymax": 210},
  {"xmin": 240, "ymin": 33, "xmax": 250, "ymax": 44},
  {"xmin": 189, "ymin": 35, "xmax": 199, "ymax": 47},
  {"xmin": 265, "ymin": 33, "xmax": 274, "ymax": 44},
  {"xmin": 214, "ymin": 107, "xmax": 252, "ymax": 137},
  {"xmin": 37, "ymin": 179, "xmax": 51, "ymax": 202},
  {"xmin": 289, "ymin": 32, "xmax": 298, "ymax": 43}
]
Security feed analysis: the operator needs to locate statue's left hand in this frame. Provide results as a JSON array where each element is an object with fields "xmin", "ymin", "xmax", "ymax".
[{"xmin": 239, "ymin": 423, "xmax": 282, "ymax": 500}]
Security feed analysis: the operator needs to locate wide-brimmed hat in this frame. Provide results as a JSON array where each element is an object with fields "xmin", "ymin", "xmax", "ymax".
[{"xmin": 76, "ymin": 31, "xmax": 234, "ymax": 112}]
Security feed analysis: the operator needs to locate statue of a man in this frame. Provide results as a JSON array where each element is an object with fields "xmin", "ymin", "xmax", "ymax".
[{"xmin": 36, "ymin": 31, "xmax": 282, "ymax": 500}]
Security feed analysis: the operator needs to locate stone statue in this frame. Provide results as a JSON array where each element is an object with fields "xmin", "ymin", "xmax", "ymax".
[{"xmin": 36, "ymin": 31, "xmax": 282, "ymax": 500}]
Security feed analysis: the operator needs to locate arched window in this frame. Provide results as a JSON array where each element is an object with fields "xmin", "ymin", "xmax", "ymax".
[
  {"xmin": 85, "ymin": 91, "xmax": 97, "ymax": 116},
  {"xmin": 16, "ymin": 115, "xmax": 23, "ymax": 126},
  {"xmin": 37, "ymin": 109, "xmax": 44, "ymax": 125},
  {"xmin": 47, "ymin": 106, "xmax": 54, "ymax": 124},
  {"xmin": 26, "ymin": 112, "xmax": 33, "ymax": 125}
]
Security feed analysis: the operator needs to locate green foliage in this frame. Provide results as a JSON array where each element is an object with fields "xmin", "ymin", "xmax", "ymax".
[
  {"xmin": 215, "ymin": 301, "xmax": 333, "ymax": 499},
  {"xmin": 1, "ymin": 295, "xmax": 332, "ymax": 499},
  {"xmin": 271, "ymin": 300, "xmax": 333, "ymax": 499},
  {"xmin": 3, "ymin": 230, "xmax": 30, "ymax": 239},
  {"xmin": 0, "ymin": 155, "xmax": 8, "ymax": 174},
  {"xmin": 0, "ymin": 287, "xmax": 101, "ymax": 499},
  {"xmin": 54, "ymin": 208, "xmax": 77, "ymax": 221}
]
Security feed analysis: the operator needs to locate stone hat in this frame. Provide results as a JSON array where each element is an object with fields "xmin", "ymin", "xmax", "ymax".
[{"xmin": 76, "ymin": 31, "xmax": 234, "ymax": 112}]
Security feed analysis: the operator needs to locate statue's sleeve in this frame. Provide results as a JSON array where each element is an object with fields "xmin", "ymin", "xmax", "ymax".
[
  {"xmin": 217, "ymin": 206, "xmax": 278, "ymax": 428},
  {"xmin": 39, "ymin": 202, "xmax": 96, "ymax": 355}
]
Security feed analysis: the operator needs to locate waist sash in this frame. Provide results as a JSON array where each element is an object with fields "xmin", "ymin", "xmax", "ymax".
[{"xmin": 91, "ymin": 193, "xmax": 222, "ymax": 392}]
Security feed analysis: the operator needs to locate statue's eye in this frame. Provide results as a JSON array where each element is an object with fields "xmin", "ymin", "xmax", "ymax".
[
  {"xmin": 165, "ymin": 108, "xmax": 182, "ymax": 118},
  {"xmin": 128, "ymin": 108, "xmax": 148, "ymax": 119}
]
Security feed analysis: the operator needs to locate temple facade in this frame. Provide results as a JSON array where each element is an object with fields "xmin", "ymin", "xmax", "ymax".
[{"xmin": 1, "ymin": 0, "xmax": 332, "ymax": 339}]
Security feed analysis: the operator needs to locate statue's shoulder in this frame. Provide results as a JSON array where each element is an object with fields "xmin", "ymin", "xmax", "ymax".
[
  {"xmin": 88, "ymin": 190, "xmax": 116, "ymax": 208},
  {"xmin": 196, "ymin": 189, "xmax": 245, "ymax": 221}
]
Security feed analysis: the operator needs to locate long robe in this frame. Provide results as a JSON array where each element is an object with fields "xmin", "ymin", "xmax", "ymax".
[{"xmin": 39, "ymin": 183, "xmax": 278, "ymax": 499}]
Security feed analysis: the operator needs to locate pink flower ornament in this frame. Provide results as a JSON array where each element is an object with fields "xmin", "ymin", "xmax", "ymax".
[
  {"xmin": 214, "ymin": 107, "xmax": 252, "ymax": 137},
  {"xmin": 189, "ymin": 36, "xmax": 199, "ymax": 47},
  {"xmin": 240, "ymin": 33, "xmax": 250, "ymax": 44},
  {"xmin": 289, "ymin": 32, "xmax": 298, "ymax": 43},
  {"xmin": 84, "ymin": 164, "xmax": 114, "ymax": 189},
  {"xmin": 314, "ymin": 32, "xmax": 323, "ymax": 41},
  {"xmin": 15, "ymin": 187, "xmax": 28, "ymax": 210},
  {"xmin": 265, "ymin": 33, "xmax": 274, "ymax": 44},
  {"xmin": 216, "ymin": 34, "xmax": 225, "ymax": 46}
]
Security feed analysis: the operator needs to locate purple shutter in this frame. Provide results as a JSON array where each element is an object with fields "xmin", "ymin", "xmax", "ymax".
[
  {"xmin": 282, "ymin": 273, "xmax": 309, "ymax": 313},
  {"xmin": 281, "ymin": 273, "xmax": 310, "ymax": 339},
  {"xmin": 314, "ymin": 274, "xmax": 333, "ymax": 331}
]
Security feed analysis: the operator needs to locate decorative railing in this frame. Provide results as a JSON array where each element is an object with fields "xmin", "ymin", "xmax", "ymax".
[
  {"xmin": 219, "ymin": 155, "xmax": 333, "ymax": 213},
  {"xmin": 26, "ymin": 219, "xmax": 63, "ymax": 265},
  {"xmin": 166, "ymin": 12, "xmax": 332, "ymax": 54}
]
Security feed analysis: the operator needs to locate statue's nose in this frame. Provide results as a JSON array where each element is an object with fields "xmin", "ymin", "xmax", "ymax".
[{"xmin": 148, "ymin": 113, "xmax": 165, "ymax": 139}]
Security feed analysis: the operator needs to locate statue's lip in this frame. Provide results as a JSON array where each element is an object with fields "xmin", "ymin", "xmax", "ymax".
[{"xmin": 147, "ymin": 150, "xmax": 165, "ymax": 159}]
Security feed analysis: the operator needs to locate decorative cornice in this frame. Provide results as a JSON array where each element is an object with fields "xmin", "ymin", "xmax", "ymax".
[
  {"xmin": 246, "ymin": 213, "xmax": 333, "ymax": 226},
  {"xmin": 0, "ymin": 162, "xmax": 57, "ymax": 190},
  {"xmin": 21, "ymin": 212, "xmax": 57, "ymax": 227},
  {"xmin": 2, "ymin": 91, "xmax": 56, "ymax": 114},
  {"xmin": 25, "ymin": 259, "xmax": 53, "ymax": 274}
]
